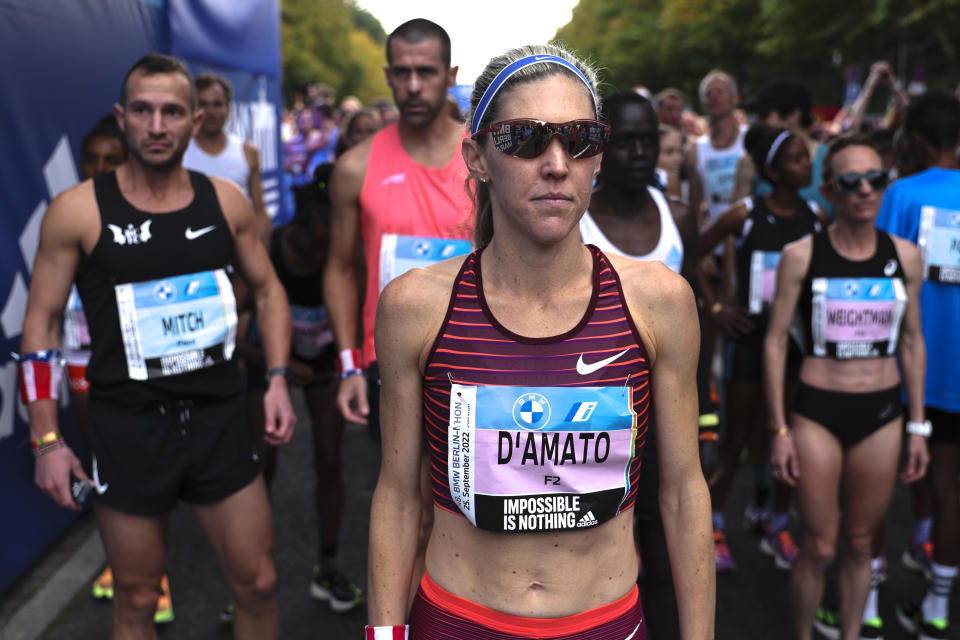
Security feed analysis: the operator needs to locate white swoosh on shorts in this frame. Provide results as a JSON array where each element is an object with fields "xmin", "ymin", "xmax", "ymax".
[
  {"xmin": 576, "ymin": 348, "xmax": 629, "ymax": 375},
  {"xmin": 93, "ymin": 456, "xmax": 109, "ymax": 495},
  {"xmin": 623, "ymin": 623, "xmax": 642, "ymax": 639},
  {"xmin": 185, "ymin": 225, "xmax": 215, "ymax": 240}
]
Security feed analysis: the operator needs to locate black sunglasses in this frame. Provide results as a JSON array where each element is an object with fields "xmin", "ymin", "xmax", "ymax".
[
  {"xmin": 472, "ymin": 118, "xmax": 611, "ymax": 159},
  {"xmin": 833, "ymin": 169, "xmax": 889, "ymax": 194}
]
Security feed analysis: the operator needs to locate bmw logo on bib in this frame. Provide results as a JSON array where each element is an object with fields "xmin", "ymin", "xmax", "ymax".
[
  {"xmin": 512, "ymin": 392, "xmax": 551, "ymax": 431},
  {"xmin": 153, "ymin": 280, "xmax": 176, "ymax": 303}
]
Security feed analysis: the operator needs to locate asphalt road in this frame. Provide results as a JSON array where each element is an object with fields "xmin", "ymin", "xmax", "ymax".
[{"xmin": 5, "ymin": 385, "xmax": 956, "ymax": 639}]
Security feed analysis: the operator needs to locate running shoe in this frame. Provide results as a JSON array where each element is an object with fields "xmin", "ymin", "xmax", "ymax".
[
  {"xmin": 896, "ymin": 598, "xmax": 948, "ymax": 640},
  {"xmin": 813, "ymin": 607, "xmax": 884, "ymax": 640},
  {"xmin": 713, "ymin": 530, "xmax": 736, "ymax": 572},
  {"xmin": 153, "ymin": 574, "xmax": 174, "ymax": 624},
  {"xmin": 309, "ymin": 566, "xmax": 363, "ymax": 613},
  {"xmin": 812, "ymin": 606, "xmax": 841, "ymax": 640},
  {"xmin": 873, "ymin": 555, "xmax": 888, "ymax": 584},
  {"xmin": 901, "ymin": 538, "xmax": 934, "ymax": 580},
  {"xmin": 742, "ymin": 501, "xmax": 769, "ymax": 536},
  {"xmin": 859, "ymin": 616, "xmax": 883, "ymax": 639},
  {"xmin": 760, "ymin": 528, "xmax": 798, "ymax": 570},
  {"xmin": 91, "ymin": 566, "xmax": 113, "ymax": 600}
]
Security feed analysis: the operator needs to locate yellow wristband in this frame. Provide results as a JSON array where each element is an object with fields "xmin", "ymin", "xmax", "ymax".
[
  {"xmin": 772, "ymin": 426, "xmax": 790, "ymax": 438},
  {"xmin": 33, "ymin": 430, "xmax": 62, "ymax": 446}
]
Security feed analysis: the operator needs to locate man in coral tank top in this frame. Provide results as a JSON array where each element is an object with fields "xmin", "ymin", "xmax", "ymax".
[{"xmin": 323, "ymin": 18, "xmax": 474, "ymax": 433}]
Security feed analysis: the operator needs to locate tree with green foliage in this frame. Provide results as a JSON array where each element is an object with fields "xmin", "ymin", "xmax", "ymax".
[
  {"xmin": 555, "ymin": 0, "xmax": 960, "ymax": 110},
  {"xmin": 281, "ymin": 0, "xmax": 390, "ymax": 105}
]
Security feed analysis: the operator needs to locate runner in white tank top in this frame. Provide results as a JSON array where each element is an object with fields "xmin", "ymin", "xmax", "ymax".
[
  {"xmin": 583, "ymin": 91, "xmax": 708, "ymax": 640},
  {"xmin": 182, "ymin": 73, "xmax": 268, "ymax": 237},
  {"xmin": 580, "ymin": 185, "xmax": 684, "ymax": 272},
  {"xmin": 184, "ymin": 134, "xmax": 251, "ymax": 199}
]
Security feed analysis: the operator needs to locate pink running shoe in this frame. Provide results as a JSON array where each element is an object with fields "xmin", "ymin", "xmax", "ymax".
[
  {"xmin": 761, "ymin": 528, "xmax": 798, "ymax": 570},
  {"xmin": 714, "ymin": 530, "xmax": 736, "ymax": 572}
]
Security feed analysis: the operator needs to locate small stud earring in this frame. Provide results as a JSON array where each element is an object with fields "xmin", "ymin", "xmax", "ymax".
[{"xmin": 478, "ymin": 176, "xmax": 488, "ymax": 183}]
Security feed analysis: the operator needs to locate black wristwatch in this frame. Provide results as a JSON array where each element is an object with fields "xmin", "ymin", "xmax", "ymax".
[{"xmin": 265, "ymin": 366, "xmax": 290, "ymax": 383}]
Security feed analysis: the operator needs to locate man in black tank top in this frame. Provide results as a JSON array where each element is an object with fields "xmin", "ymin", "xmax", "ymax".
[{"xmin": 19, "ymin": 54, "xmax": 295, "ymax": 639}]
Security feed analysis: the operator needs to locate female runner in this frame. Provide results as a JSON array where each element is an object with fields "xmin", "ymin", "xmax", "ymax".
[
  {"xmin": 701, "ymin": 125, "xmax": 823, "ymax": 572},
  {"xmin": 765, "ymin": 136, "xmax": 929, "ymax": 640},
  {"xmin": 366, "ymin": 44, "xmax": 714, "ymax": 639}
]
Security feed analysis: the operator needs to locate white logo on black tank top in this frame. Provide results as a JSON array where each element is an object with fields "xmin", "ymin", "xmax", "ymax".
[
  {"xmin": 185, "ymin": 225, "xmax": 215, "ymax": 240},
  {"xmin": 884, "ymin": 259, "xmax": 897, "ymax": 276},
  {"xmin": 107, "ymin": 220, "xmax": 152, "ymax": 246}
]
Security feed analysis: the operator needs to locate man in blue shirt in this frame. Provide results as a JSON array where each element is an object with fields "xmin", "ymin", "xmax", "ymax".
[{"xmin": 876, "ymin": 90, "xmax": 960, "ymax": 640}]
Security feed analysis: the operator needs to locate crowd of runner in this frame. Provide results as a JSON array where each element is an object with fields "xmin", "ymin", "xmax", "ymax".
[{"xmin": 14, "ymin": 15, "xmax": 960, "ymax": 640}]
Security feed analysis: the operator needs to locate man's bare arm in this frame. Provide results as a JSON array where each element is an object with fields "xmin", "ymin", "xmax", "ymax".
[
  {"xmin": 21, "ymin": 184, "xmax": 97, "ymax": 507},
  {"xmin": 323, "ymin": 141, "xmax": 371, "ymax": 422},
  {"xmin": 243, "ymin": 141, "xmax": 270, "ymax": 241},
  {"xmin": 215, "ymin": 177, "xmax": 296, "ymax": 444}
]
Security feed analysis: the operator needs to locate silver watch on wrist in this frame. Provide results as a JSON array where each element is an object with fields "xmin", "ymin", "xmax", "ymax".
[{"xmin": 905, "ymin": 419, "xmax": 932, "ymax": 437}]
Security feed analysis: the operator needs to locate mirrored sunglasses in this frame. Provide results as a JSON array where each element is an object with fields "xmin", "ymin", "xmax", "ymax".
[
  {"xmin": 472, "ymin": 118, "xmax": 611, "ymax": 159},
  {"xmin": 834, "ymin": 169, "xmax": 889, "ymax": 194}
]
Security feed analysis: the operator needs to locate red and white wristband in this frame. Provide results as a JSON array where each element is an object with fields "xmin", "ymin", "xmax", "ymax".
[
  {"xmin": 338, "ymin": 348, "xmax": 364, "ymax": 380},
  {"xmin": 364, "ymin": 625, "xmax": 409, "ymax": 639},
  {"xmin": 15, "ymin": 350, "xmax": 65, "ymax": 404}
]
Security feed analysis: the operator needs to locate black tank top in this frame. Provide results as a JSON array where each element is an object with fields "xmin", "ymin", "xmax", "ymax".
[
  {"xmin": 246, "ymin": 226, "xmax": 335, "ymax": 363},
  {"xmin": 798, "ymin": 229, "xmax": 907, "ymax": 359},
  {"xmin": 78, "ymin": 171, "xmax": 240, "ymax": 403},
  {"xmin": 735, "ymin": 196, "xmax": 820, "ymax": 336},
  {"xmin": 268, "ymin": 226, "xmax": 324, "ymax": 306}
]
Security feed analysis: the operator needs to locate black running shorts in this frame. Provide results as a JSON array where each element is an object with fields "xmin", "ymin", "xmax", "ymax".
[{"xmin": 86, "ymin": 394, "xmax": 260, "ymax": 516}]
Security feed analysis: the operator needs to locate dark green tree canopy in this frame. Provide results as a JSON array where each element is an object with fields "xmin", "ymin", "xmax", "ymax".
[{"xmin": 555, "ymin": 0, "xmax": 960, "ymax": 110}]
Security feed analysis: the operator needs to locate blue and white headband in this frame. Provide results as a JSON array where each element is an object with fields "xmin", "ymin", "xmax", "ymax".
[
  {"xmin": 470, "ymin": 54, "xmax": 598, "ymax": 135},
  {"xmin": 764, "ymin": 130, "xmax": 793, "ymax": 169}
]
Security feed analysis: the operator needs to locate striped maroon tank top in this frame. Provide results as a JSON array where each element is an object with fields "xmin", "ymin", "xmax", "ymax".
[{"xmin": 423, "ymin": 245, "xmax": 652, "ymax": 533}]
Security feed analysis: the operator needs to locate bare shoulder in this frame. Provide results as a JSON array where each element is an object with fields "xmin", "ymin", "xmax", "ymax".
[
  {"xmin": 377, "ymin": 257, "xmax": 463, "ymax": 360},
  {"xmin": 607, "ymin": 253, "xmax": 696, "ymax": 362},
  {"xmin": 43, "ymin": 179, "xmax": 98, "ymax": 240},
  {"xmin": 379, "ymin": 256, "xmax": 462, "ymax": 320},
  {"xmin": 780, "ymin": 234, "xmax": 814, "ymax": 273},
  {"xmin": 207, "ymin": 175, "xmax": 255, "ymax": 236},
  {"xmin": 890, "ymin": 233, "xmax": 920, "ymax": 262},
  {"xmin": 332, "ymin": 135, "xmax": 374, "ymax": 188},
  {"xmin": 783, "ymin": 233, "xmax": 813, "ymax": 257},
  {"xmin": 890, "ymin": 233, "xmax": 922, "ymax": 281}
]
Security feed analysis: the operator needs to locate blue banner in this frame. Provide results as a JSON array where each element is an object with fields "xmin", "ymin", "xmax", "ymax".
[
  {"xmin": 0, "ymin": 0, "xmax": 166, "ymax": 596},
  {"xmin": 0, "ymin": 0, "xmax": 283, "ymax": 594}
]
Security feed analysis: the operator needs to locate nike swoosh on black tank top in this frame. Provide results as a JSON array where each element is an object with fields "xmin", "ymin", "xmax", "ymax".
[{"xmin": 78, "ymin": 171, "xmax": 240, "ymax": 404}]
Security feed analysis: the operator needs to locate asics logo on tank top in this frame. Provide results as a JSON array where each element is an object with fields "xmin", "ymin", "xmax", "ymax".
[
  {"xmin": 185, "ymin": 225, "xmax": 215, "ymax": 240},
  {"xmin": 576, "ymin": 348, "xmax": 629, "ymax": 375},
  {"xmin": 884, "ymin": 259, "xmax": 897, "ymax": 276},
  {"xmin": 107, "ymin": 220, "xmax": 152, "ymax": 246},
  {"xmin": 380, "ymin": 172, "xmax": 406, "ymax": 185}
]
